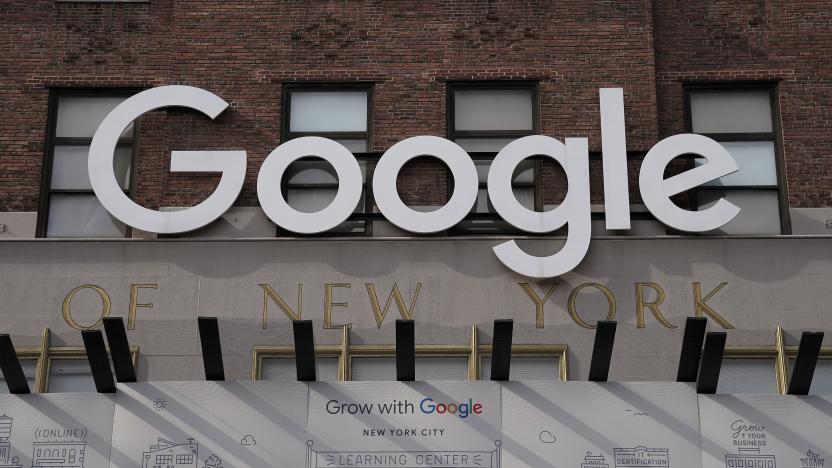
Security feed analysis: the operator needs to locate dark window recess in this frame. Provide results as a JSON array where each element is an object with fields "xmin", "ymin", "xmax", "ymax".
[
  {"xmin": 38, "ymin": 90, "xmax": 139, "ymax": 238},
  {"xmin": 447, "ymin": 82, "xmax": 541, "ymax": 235},
  {"xmin": 281, "ymin": 83, "xmax": 374, "ymax": 236},
  {"xmin": 684, "ymin": 84, "xmax": 789, "ymax": 235}
]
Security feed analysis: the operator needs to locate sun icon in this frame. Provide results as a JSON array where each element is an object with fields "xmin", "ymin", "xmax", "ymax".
[{"xmin": 152, "ymin": 397, "xmax": 167, "ymax": 411}]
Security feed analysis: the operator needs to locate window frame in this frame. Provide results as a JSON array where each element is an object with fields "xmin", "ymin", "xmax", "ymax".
[
  {"xmin": 784, "ymin": 345, "xmax": 832, "ymax": 394},
  {"xmin": 718, "ymin": 346, "xmax": 783, "ymax": 394},
  {"xmin": 349, "ymin": 344, "xmax": 472, "ymax": 382},
  {"xmin": 252, "ymin": 345, "xmax": 346, "ymax": 381},
  {"xmin": 446, "ymin": 81, "xmax": 543, "ymax": 234},
  {"xmin": 44, "ymin": 345, "xmax": 139, "ymax": 393},
  {"xmin": 37, "ymin": 88, "xmax": 142, "ymax": 238},
  {"xmin": 280, "ymin": 83, "xmax": 376, "ymax": 237},
  {"xmin": 476, "ymin": 344, "xmax": 568, "ymax": 381},
  {"xmin": 252, "ymin": 325, "xmax": 569, "ymax": 382},
  {"xmin": 683, "ymin": 82, "xmax": 791, "ymax": 234}
]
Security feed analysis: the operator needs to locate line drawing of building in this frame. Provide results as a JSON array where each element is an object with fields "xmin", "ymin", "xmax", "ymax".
[
  {"xmin": 31, "ymin": 440, "xmax": 86, "ymax": 468},
  {"xmin": 613, "ymin": 447, "xmax": 670, "ymax": 468},
  {"xmin": 582, "ymin": 451, "xmax": 609, "ymax": 468},
  {"xmin": 0, "ymin": 415, "xmax": 22, "ymax": 468},
  {"xmin": 141, "ymin": 438, "xmax": 198, "ymax": 468},
  {"xmin": 725, "ymin": 447, "xmax": 776, "ymax": 468},
  {"xmin": 800, "ymin": 450, "xmax": 824, "ymax": 468}
]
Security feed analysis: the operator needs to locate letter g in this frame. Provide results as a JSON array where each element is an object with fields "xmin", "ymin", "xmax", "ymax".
[{"xmin": 88, "ymin": 86, "xmax": 246, "ymax": 233}]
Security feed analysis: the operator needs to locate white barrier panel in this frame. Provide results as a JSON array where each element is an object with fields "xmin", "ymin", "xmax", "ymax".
[
  {"xmin": 500, "ymin": 382, "xmax": 703, "ymax": 468},
  {"xmin": 0, "ymin": 393, "xmax": 115, "ymax": 468},
  {"xmin": 306, "ymin": 381, "xmax": 501, "ymax": 468},
  {"xmin": 109, "ymin": 381, "xmax": 308, "ymax": 468},
  {"xmin": 698, "ymin": 394, "xmax": 832, "ymax": 468}
]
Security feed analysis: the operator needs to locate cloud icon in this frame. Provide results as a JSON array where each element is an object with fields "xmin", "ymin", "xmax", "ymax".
[
  {"xmin": 538, "ymin": 430, "xmax": 557, "ymax": 444},
  {"xmin": 241, "ymin": 434, "xmax": 256, "ymax": 446}
]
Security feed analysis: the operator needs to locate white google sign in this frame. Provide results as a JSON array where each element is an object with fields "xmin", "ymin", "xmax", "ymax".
[{"xmin": 88, "ymin": 86, "xmax": 740, "ymax": 278}]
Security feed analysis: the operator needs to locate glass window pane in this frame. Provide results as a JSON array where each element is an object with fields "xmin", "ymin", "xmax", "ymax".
[
  {"xmin": 473, "ymin": 159, "xmax": 535, "ymax": 184},
  {"xmin": 351, "ymin": 357, "xmax": 395, "ymax": 381},
  {"xmin": 286, "ymin": 160, "xmax": 366, "ymax": 185},
  {"xmin": 46, "ymin": 194, "xmax": 127, "ymax": 238},
  {"xmin": 47, "ymin": 358, "xmax": 95, "ymax": 393},
  {"xmin": 454, "ymin": 89, "xmax": 533, "ymax": 131},
  {"xmin": 456, "ymin": 138, "xmax": 515, "ymax": 153},
  {"xmin": 56, "ymin": 96, "xmax": 133, "ymax": 138},
  {"xmin": 716, "ymin": 359, "xmax": 777, "ymax": 394},
  {"xmin": 333, "ymin": 139, "xmax": 368, "ymax": 153},
  {"xmin": 351, "ymin": 356, "xmax": 468, "ymax": 381},
  {"xmin": 480, "ymin": 356, "xmax": 560, "ymax": 380},
  {"xmin": 807, "ymin": 360, "xmax": 832, "ymax": 395},
  {"xmin": 261, "ymin": 356, "xmax": 339, "ymax": 381},
  {"xmin": 51, "ymin": 145, "xmax": 132, "ymax": 190},
  {"xmin": 0, "ymin": 358, "xmax": 37, "ymax": 393},
  {"xmin": 690, "ymin": 91, "xmax": 773, "ymax": 133},
  {"xmin": 287, "ymin": 188, "xmax": 365, "ymax": 214},
  {"xmin": 289, "ymin": 91, "xmax": 368, "ymax": 132},
  {"xmin": 698, "ymin": 190, "xmax": 781, "ymax": 235},
  {"xmin": 695, "ymin": 141, "xmax": 777, "ymax": 186},
  {"xmin": 415, "ymin": 356, "xmax": 468, "ymax": 380}
]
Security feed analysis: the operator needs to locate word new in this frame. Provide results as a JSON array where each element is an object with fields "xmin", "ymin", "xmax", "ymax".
[{"xmin": 88, "ymin": 86, "xmax": 741, "ymax": 278}]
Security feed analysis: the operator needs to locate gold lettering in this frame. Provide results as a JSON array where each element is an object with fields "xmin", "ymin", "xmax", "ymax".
[
  {"xmin": 365, "ymin": 283, "xmax": 422, "ymax": 329},
  {"xmin": 634, "ymin": 282, "xmax": 677, "ymax": 329},
  {"xmin": 519, "ymin": 282, "xmax": 559, "ymax": 328},
  {"xmin": 62, "ymin": 284, "xmax": 111, "ymax": 330},
  {"xmin": 324, "ymin": 283, "xmax": 352, "ymax": 329},
  {"xmin": 567, "ymin": 283, "xmax": 616, "ymax": 329},
  {"xmin": 693, "ymin": 282, "xmax": 734, "ymax": 329},
  {"xmin": 259, "ymin": 283, "xmax": 303, "ymax": 329},
  {"xmin": 127, "ymin": 283, "xmax": 157, "ymax": 330}
]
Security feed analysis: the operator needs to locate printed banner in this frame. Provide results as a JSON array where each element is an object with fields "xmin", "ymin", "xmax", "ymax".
[
  {"xmin": 0, "ymin": 393, "xmax": 115, "ymax": 468},
  {"xmin": 500, "ymin": 381, "xmax": 703, "ymax": 468},
  {"xmin": 698, "ymin": 394, "xmax": 832, "ymax": 468},
  {"xmin": 109, "ymin": 381, "xmax": 308, "ymax": 468},
  {"xmin": 306, "ymin": 381, "xmax": 501, "ymax": 468}
]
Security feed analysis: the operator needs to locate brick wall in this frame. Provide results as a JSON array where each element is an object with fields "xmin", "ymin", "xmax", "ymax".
[
  {"xmin": 654, "ymin": 0, "xmax": 832, "ymax": 208},
  {"xmin": 0, "ymin": 0, "xmax": 828, "ymax": 215}
]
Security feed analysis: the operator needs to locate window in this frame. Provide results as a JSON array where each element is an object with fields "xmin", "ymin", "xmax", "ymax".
[
  {"xmin": 45, "ymin": 346, "xmax": 138, "ymax": 393},
  {"xmin": 260, "ymin": 356, "xmax": 340, "ymax": 382},
  {"xmin": 349, "ymin": 348, "xmax": 471, "ymax": 381},
  {"xmin": 253, "ymin": 345, "xmax": 344, "ymax": 381},
  {"xmin": 39, "ymin": 91, "xmax": 138, "ymax": 238},
  {"xmin": 156, "ymin": 454, "xmax": 173, "ymax": 464},
  {"xmin": 0, "ymin": 356, "xmax": 37, "ymax": 393},
  {"xmin": 716, "ymin": 348, "xmax": 780, "ymax": 394},
  {"xmin": 252, "ymin": 328, "xmax": 568, "ymax": 381},
  {"xmin": 176, "ymin": 454, "xmax": 194, "ymax": 464},
  {"xmin": 787, "ymin": 347, "xmax": 832, "ymax": 395},
  {"xmin": 448, "ymin": 82, "xmax": 540, "ymax": 234},
  {"xmin": 46, "ymin": 358, "xmax": 96, "ymax": 393},
  {"xmin": 478, "ymin": 345, "xmax": 567, "ymax": 381},
  {"xmin": 686, "ymin": 85, "xmax": 786, "ymax": 234},
  {"xmin": 282, "ymin": 84, "xmax": 373, "ymax": 235}
]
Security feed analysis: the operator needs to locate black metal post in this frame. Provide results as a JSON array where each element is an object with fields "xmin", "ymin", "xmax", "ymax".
[
  {"xmin": 0, "ymin": 334, "xmax": 31, "ymax": 394},
  {"xmin": 293, "ymin": 320, "xmax": 317, "ymax": 382},
  {"xmin": 677, "ymin": 317, "xmax": 708, "ymax": 382},
  {"xmin": 197, "ymin": 317, "xmax": 225, "ymax": 381},
  {"xmin": 103, "ymin": 317, "xmax": 136, "ymax": 383},
  {"xmin": 787, "ymin": 331, "xmax": 824, "ymax": 395},
  {"xmin": 588, "ymin": 321, "xmax": 617, "ymax": 382},
  {"xmin": 396, "ymin": 320, "xmax": 415, "ymax": 381},
  {"xmin": 490, "ymin": 319, "xmax": 513, "ymax": 381},
  {"xmin": 696, "ymin": 332, "xmax": 727, "ymax": 394},
  {"xmin": 82, "ymin": 330, "xmax": 116, "ymax": 393}
]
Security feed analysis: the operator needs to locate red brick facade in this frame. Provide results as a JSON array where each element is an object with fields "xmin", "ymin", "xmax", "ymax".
[{"xmin": 0, "ymin": 1, "xmax": 829, "ymax": 215}]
